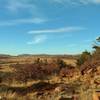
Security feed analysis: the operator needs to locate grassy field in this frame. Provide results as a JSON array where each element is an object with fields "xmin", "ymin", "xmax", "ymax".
[{"xmin": 0, "ymin": 55, "xmax": 100, "ymax": 100}]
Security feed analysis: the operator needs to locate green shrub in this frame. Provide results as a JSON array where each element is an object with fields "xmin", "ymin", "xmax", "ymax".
[{"xmin": 77, "ymin": 50, "xmax": 91, "ymax": 66}]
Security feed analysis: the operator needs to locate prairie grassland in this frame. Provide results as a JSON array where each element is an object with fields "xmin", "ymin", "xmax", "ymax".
[{"xmin": 0, "ymin": 56, "xmax": 100, "ymax": 100}]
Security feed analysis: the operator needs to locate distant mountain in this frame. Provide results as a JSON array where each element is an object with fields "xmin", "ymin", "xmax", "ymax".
[
  {"xmin": 0, "ymin": 53, "xmax": 80, "ymax": 59},
  {"xmin": 17, "ymin": 54, "xmax": 79, "ymax": 59},
  {"xmin": 18, "ymin": 54, "xmax": 33, "ymax": 57},
  {"xmin": 0, "ymin": 54, "xmax": 11, "ymax": 59}
]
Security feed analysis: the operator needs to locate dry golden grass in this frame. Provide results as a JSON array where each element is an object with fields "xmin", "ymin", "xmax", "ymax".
[
  {"xmin": 0, "ymin": 65, "xmax": 14, "ymax": 73},
  {"xmin": 0, "ymin": 56, "xmax": 100, "ymax": 100},
  {"xmin": 63, "ymin": 59, "xmax": 77, "ymax": 66}
]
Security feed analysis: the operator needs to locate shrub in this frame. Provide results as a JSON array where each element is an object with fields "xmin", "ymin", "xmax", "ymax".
[
  {"xmin": 41, "ymin": 63, "xmax": 58, "ymax": 75},
  {"xmin": 60, "ymin": 65, "xmax": 75, "ymax": 77},
  {"xmin": 14, "ymin": 61, "xmax": 60, "ymax": 83},
  {"xmin": 80, "ymin": 37, "xmax": 100, "ymax": 75},
  {"xmin": 56, "ymin": 59, "xmax": 66, "ymax": 69},
  {"xmin": 77, "ymin": 50, "xmax": 91, "ymax": 66},
  {"xmin": 14, "ymin": 64, "xmax": 46, "ymax": 83}
]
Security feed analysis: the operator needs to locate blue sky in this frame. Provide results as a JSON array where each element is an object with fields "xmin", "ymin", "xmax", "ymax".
[{"xmin": 0, "ymin": 0, "xmax": 100, "ymax": 55}]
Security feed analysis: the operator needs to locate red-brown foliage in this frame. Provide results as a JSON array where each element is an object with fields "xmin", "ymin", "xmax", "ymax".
[
  {"xmin": 60, "ymin": 65, "xmax": 76, "ymax": 77},
  {"xmin": 13, "ymin": 61, "xmax": 60, "ymax": 83}
]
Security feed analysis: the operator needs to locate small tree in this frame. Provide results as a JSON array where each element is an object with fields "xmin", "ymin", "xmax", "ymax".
[
  {"xmin": 77, "ymin": 50, "xmax": 91, "ymax": 66},
  {"xmin": 92, "ymin": 37, "xmax": 100, "ymax": 61},
  {"xmin": 80, "ymin": 37, "xmax": 100, "ymax": 75}
]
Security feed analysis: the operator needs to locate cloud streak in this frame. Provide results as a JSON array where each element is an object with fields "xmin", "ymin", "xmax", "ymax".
[
  {"xmin": 51, "ymin": 0, "xmax": 100, "ymax": 5},
  {"xmin": 28, "ymin": 27, "xmax": 84, "ymax": 34},
  {"xmin": 6, "ymin": 0, "xmax": 36, "ymax": 13},
  {"xmin": 27, "ymin": 26, "xmax": 85, "ymax": 45},
  {"xmin": 27, "ymin": 35, "xmax": 47, "ymax": 45},
  {"xmin": 79, "ymin": 0, "xmax": 100, "ymax": 4},
  {"xmin": 4, "ymin": 0, "xmax": 42, "ymax": 19},
  {"xmin": 0, "ymin": 18, "xmax": 46, "ymax": 26}
]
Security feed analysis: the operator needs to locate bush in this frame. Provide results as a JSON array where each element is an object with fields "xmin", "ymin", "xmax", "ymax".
[
  {"xmin": 77, "ymin": 50, "xmax": 91, "ymax": 66},
  {"xmin": 14, "ymin": 61, "xmax": 60, "ymax": 83},
  {"xmin": 79, "ymin": 37, "xmax": 100, "ymax": 75},
  {"xmin": 60, "ymin": 64, "xmax": 75, "ymax": 77},
  {"xmin": 14, "ymin": 64, "xmax": 45, "ymax": 83},
  {"xmin": 56, "ymin": 59, "xmax": 66, "ymax": 69}
]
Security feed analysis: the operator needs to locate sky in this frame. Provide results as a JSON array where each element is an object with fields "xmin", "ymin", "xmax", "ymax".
[{"xmin": 0, "ymin": 0, "xmax": 100, "ymax": 55}]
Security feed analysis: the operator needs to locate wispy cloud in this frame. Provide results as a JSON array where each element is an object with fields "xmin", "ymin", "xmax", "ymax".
[
  {"xmin": 1, "ymin": 0, "xmax": 47, "ymax": 26},
  {"xmin": 27, "ymin": 35, "xmax": 47, "ymax": 45},
  {"xmin": 51, "ymin": 0, "xmax": 100, "ymax": 5},
  {"xmin": 0, "ymin": 18, "xmax": 46, "ymax": 26},
  {"xmin": 83, "ymin": 39, "xmax": 93, "ymax": 43},
  {"xmin": 79, "ymin": 0, "xmax": 100, "ymax": 4},
  {"xmin": 28, "ymin": 26, "xmax": 84, "ymax": 34},
  {"xmin": 27, "ymin": 26, "xmax": 85, "ymax": 45},
  {"xmin": 4, "ymin": 0, "xmax": 42, "ymax": 19},
  {"xmin": 6, "ymin": 0, "xmax": 36, "ymax": 13}
]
